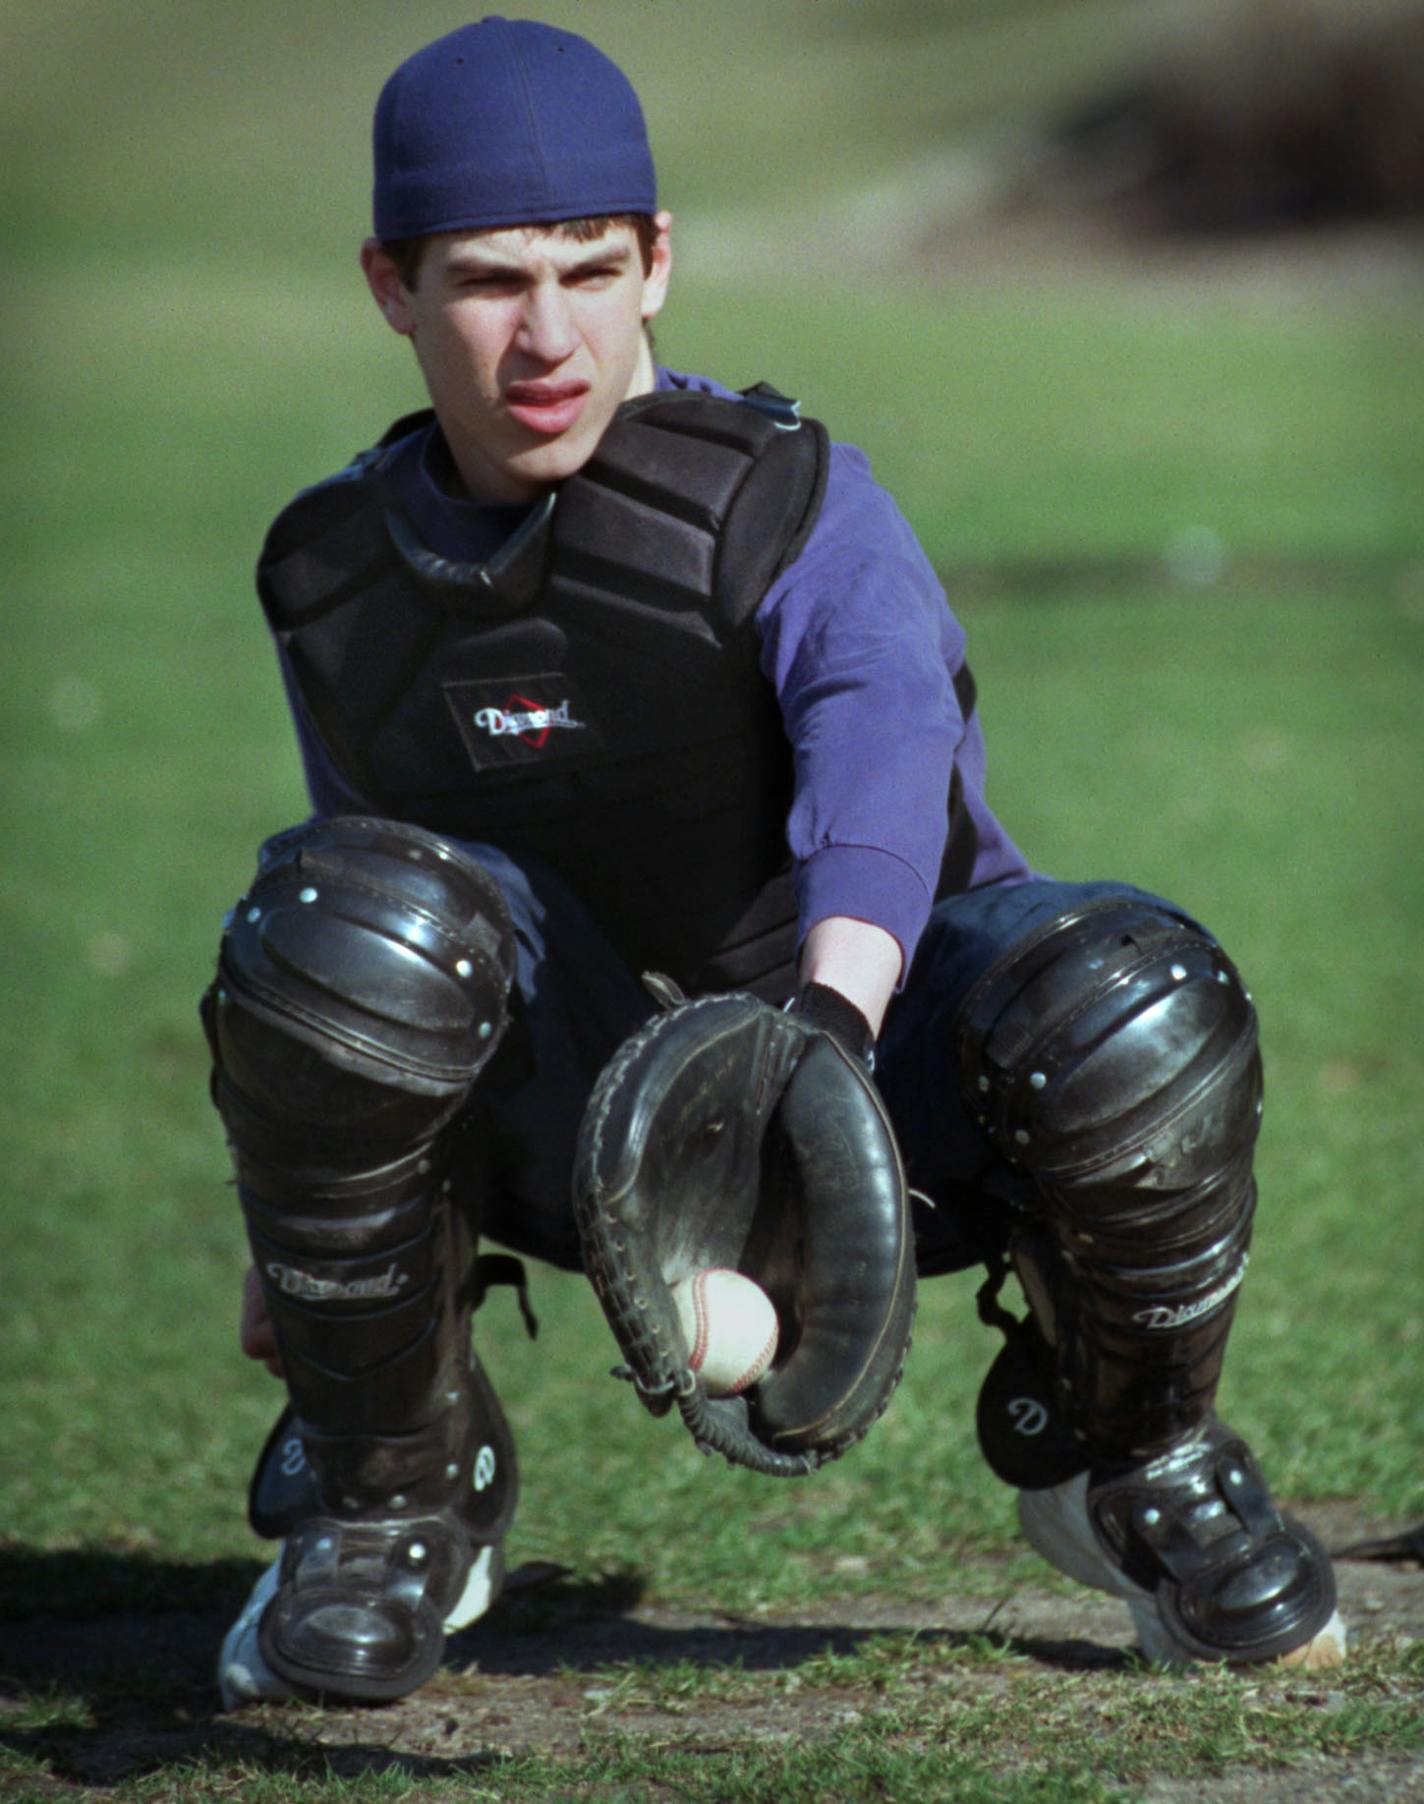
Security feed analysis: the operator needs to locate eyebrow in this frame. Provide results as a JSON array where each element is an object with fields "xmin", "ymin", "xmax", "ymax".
[{"xmin": 443, "ymin": 241, "xmax": 634, "ymax": 280}]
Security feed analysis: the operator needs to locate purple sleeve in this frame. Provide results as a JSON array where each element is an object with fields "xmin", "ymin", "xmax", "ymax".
[{"xmin": 757, "ymin": 443, "xmax": 1028, "ymax": 976}]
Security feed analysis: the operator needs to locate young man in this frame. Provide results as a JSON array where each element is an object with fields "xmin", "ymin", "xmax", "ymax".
[{"xmin": 208, "ymin": 18, "xmax": 1344, "ymax": 1707}]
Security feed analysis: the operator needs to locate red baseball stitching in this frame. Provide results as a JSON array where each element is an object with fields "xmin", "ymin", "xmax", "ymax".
[
  {"xmin": 727, "ymin": 1320, "xmax": 778, "ymax": 1395},
  {"xmin": 688, "ymin": 1271, "xmax": 712, "ymax": 1370},
  {"xmin": 686, "ymin": 1269, "xmax": 776, "ymax": 1394}
]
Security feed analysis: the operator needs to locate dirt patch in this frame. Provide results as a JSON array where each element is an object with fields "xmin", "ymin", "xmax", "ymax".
[
  {"xmin": 1142, "ymin": 1757, "xmax": 1424, "ymax": 1803},
  {"xmin": 2, "ymin": 1514, "xmax": 1420, "ymax": 1796}
]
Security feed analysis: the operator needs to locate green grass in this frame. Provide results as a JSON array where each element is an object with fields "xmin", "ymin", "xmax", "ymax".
[
  {"xmin": 3, "ymin": 0, "xmax": 1423, "ymax": 1797},
  {"xmin": 0, "ymin": 1741, "xmax": 1138, "ymax": 1804},
  {"xmin": 663, "ymin": 287, "xmax": 1424, "ymax": 567},
  {"xmin": 2, "ymin": 1635, "xmax": 1420, "ymax": 1801}
]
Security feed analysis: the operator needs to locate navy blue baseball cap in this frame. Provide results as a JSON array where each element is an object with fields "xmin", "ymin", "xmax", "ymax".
[{"xmin": 373, "ymin": 17, "xmax": 657, "ymax": 240}]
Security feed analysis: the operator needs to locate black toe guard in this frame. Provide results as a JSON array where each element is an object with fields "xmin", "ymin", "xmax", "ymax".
[
  {"xmin": 1088, "ymin": 1420, "xmax": 1337, "ymax": 1664},
  {"xmin": 258, "ymin": 1511, "xmax": 474, "ymax": 1702}
]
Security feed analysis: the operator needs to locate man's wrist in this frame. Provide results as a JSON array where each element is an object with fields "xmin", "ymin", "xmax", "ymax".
[
  {"xmin": 793, "ymin": 980, "xmax": 877, "ymax": 1067},
  {"xmin": 796, "ymin": 914, "xmax": 901, "ymax": 1039}
]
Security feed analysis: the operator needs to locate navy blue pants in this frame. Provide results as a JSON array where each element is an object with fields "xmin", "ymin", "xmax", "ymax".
[{"xmin": 450, "ymin": 844, "xmax": 1179, "ymax": 1280}]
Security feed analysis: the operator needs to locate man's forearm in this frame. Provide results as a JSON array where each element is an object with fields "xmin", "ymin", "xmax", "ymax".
[{"xmin": 797, "ymin": 915, "xmax": 902, "ymax": 1039}]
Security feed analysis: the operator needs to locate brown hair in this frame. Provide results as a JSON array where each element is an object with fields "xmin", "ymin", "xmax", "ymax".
[{"xmin": 381, "ymin": 213, "xmax": 657, "ymax": 291}]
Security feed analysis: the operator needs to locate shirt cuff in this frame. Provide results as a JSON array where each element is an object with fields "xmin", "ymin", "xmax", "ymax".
[{"xmin": 795, "ymin": 844, "xmax": 933, "ymax": 988}]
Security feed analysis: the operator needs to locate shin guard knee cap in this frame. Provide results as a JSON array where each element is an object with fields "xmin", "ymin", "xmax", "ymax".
[
  {"xmin": 210, "ymin": 817, "xmax": 516, "ymax": 1139},
  {"xmin": 956, "ymin": 896, "xmax": 1261, "ymax": 1211}
]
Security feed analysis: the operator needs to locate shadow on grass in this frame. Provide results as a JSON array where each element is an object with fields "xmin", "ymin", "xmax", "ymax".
[
  {"xmin": 1, "ymin": 1719, "xmax": 503, "ymax": 1792},
  {"xmin": 451, "ymin": 1564, "xmax": 1128, "ymax": 1679},
  {"xmin": 0, "ymin": 1546, "xmax": 516, "ymax": 1788},
  {"xmin": 0, "ymin": 1543, "xmax": 262, "ymax": 1623},
  {"xmin": 0, "ymin": 1546, "xmax": 1128, "ymax": 1790}
]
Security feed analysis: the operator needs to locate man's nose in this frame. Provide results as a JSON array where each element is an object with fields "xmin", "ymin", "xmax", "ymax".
[{"xmin": 517, "ymin": 281, "xmax": 578, "ymax": 363}]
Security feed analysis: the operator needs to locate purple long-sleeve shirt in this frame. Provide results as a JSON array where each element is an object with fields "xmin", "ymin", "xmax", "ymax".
[{"xmin": 274, "ymin": 367, "xmax": 1030, "ymax": 975}]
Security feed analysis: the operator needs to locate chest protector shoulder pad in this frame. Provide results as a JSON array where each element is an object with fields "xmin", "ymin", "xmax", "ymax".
[{"xmin": 553, "ymin": 385, "xmax": 828, "ymax": 630}]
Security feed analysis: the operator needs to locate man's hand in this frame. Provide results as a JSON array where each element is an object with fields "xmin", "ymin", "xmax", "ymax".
[{"xmin": 240, "ymin": 1264, "xmax": 284, "ymax": 1378}]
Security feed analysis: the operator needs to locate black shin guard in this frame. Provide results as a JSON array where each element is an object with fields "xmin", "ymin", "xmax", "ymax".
[
  {"xmin": 958, "ymin": 897, "xmax": 1260, "ymax": 1462},
  {"xmin": 238, "ymin": 1153, "xmax": 468, "ymax": 1510},
  {"xmin": 205, "ymin": 818, "xmax": 517, "ymax": 1697},
  {"xmin": 960, "ymin": 900, "xmax": 1339, "ymax": 1664},
  {"xmin": 208, "ymin": 817, "xmax": 515, "ymax": 1497}
]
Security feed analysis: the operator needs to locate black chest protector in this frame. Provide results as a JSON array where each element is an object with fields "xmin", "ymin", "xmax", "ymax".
[{"xmin": 258, "ymin": 386, "xmax": 977, "ymax": 1002}]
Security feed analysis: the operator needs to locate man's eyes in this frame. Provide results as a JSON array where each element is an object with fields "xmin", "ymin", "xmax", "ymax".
[{"xmin": 455, "ymin": 265, "xmax": 624, "ymax": 293}]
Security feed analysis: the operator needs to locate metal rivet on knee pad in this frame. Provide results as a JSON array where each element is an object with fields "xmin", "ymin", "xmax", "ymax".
[
  {"xmin": 1170, "ymin": 964, "xmax": 1187, "ymax": 981},
  {"xmin": 446, "ymin": 1390, "xmax": 461, "ymax": 1406},
  {"xmin": 418, "ymin": 1159, "xmax": 431, "ymax": 1175},
  {"xmin": 1226, "ymin": 1466, "xmax": 1244, "ymax": 1487},
  {"xmin": 977, "ymin": 1075, "xmax": 990, "ymax": 1093},
  {"xmin": 456, "ymin": 959, "xmax": 473, "ymax": 978},
  {"xmin": 1142, "ymin": 1506, "xmax": 1162, "ymax": 1526},
  {"xmin": 445, "ymin": 1461, "xmax": 460, "ymax": 1481},
  {"xmin": 221, "ymin": 908, "xmax": 234, "ymax": 929},
  {"xmin": 478, "ymin": 1021, "xmax": 494, "ymax": 1040},
  {"xmin": 298, "ymin": 886, "xmax": 318, "ymax": 904},
  {"xmin": 1030, "ymin": 1072, "xmax": 1047, "ymax": 1090},
  {"xmin": 1014, "ymin": 1129, "xmax": 1030, "ymax": 1145},
  {"xmin": 342, "ymin": 1495, "xmax": 360, "ymax": 1511},
  {"xmin": 1217, "ymin": 969, "xmax": 1230, "ymax": 984},
  {"xmin": 390, "ymin": 1493, "xmax": 407, "ymax": 1510},
  {"xmin": 408, "ymin": 1541, "xmax": 427, "ymax": 1563},
  {"xmin": 246, "ymin": 906, "xmax": 261, "ymax": 923},
  {"xmin": 316, "ymin": 1535, "xmax": 334, "ymax": 1552}
]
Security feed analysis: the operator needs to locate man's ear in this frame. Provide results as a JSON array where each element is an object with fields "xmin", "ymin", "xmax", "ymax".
[
  {"xmin": 640, "ymin": 209, "xmax": 674, "ymax": 323},
  {"xmin": 360, "ymin": 238, "xmax": 415, "ymax": 336}
]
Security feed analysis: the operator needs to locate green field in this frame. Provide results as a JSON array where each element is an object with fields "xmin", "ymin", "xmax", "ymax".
[{"xmin": 3, "ymin": 1, "xmax": 1423, "ymax": 1798}]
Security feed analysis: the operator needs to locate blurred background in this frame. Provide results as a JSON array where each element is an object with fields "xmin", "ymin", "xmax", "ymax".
[{"xmin": 3, "ymin": 0, "xmax": 1421, "ymax": 1603}]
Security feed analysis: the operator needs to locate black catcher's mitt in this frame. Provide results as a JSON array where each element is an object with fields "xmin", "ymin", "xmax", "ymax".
[{"xmin": 573, "ymin": 985, "xmax": 914, "ymax": 1476}]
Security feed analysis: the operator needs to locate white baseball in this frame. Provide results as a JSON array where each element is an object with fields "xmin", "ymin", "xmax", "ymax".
[{"xmin": 670, "ymin": 1268, "xmax": 779, "ymax": 1397}]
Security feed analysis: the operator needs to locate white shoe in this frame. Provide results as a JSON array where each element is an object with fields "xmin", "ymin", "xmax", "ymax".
[
  {"xmin": 217, "ymin": 1558, "xmax": 289, "ymax": 1708},
  {"xmin": 1017, "ymin": 1429, "xmax": 1347, "ymax": 1670},
  {"xmin": 217, "ymin": 1541, "xmax": 504, "ymax": 1709}
]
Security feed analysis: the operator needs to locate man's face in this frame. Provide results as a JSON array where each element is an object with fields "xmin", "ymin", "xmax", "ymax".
[{"xmin": 362, "ymin": 216, "xmax": 672, "ymax": 504}]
